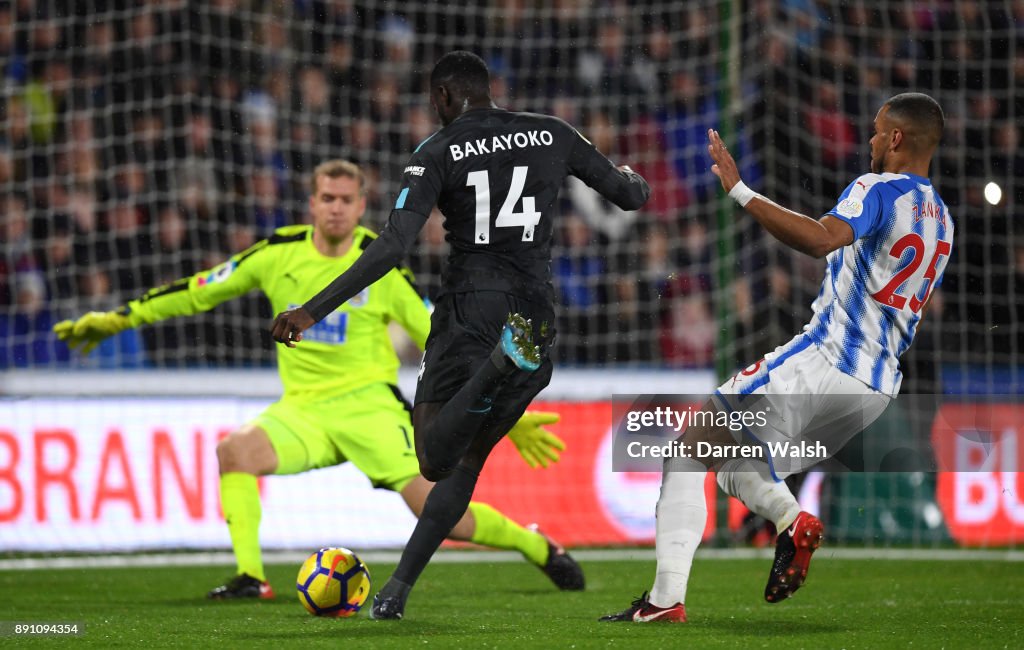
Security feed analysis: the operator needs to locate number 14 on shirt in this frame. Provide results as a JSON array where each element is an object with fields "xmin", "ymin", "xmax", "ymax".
[{"xmin": 466, "ymin": 166, "xmax": 542, "ymax": 244}]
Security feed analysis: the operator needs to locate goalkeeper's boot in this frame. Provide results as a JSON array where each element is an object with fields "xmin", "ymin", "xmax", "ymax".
[
  {"xmin": 527, "ymin": 524, "xmax": 585, "ymax": 591},
  {"xmin": 206, "ymin": 573, "xmax": 274, "ymax": 600},
  {"xmin": 500, "ymin": 313, "xmax": 542, "ymax": 372},
  {"xmin": 369, "ymin": 592, "xmax": 406, "ymax": 620},
  {"xmin": 764, "ymin": 511, "xmax": 824, "ymax": 603},
  {"xmin": 598, "ymin": 591, "xmax": 687, "ymax": 623}
]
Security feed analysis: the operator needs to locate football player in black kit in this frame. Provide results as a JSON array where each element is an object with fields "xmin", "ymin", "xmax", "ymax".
[{"xmin": 271, "ymin": 50, "xmax": 650, "ymax": 619}]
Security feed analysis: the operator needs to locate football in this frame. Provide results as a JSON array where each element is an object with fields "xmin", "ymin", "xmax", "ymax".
[{"xmin": 295, "ymin": 547, "xmax": 372, "ymax": 617}]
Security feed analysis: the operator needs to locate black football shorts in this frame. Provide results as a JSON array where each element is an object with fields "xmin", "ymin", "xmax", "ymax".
[{"xmin": 415, "ymin": 290, "xmax": 555, "ymax": 424}]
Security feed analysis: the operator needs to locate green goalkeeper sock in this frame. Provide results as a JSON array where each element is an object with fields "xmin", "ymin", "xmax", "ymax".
[
  {"xmin": 468, "ymin": 502, "xmax": 549, "ymax": 566},
  {"xmin": 220, "ymin": 472, "xmax": 265, "ymax": 582}
]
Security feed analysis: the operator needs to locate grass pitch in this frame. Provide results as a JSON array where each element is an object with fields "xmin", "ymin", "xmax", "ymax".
[{"xmin": 2, "ymin": 553, "xmax": 1022, "ymax": 649}]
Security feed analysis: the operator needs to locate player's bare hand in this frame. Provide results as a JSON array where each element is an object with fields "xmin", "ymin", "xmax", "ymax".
[
  {"xmin": 271, "ymin": 307, "xmax": 315, "ymax": 348},
  {"xmin": 707, "ymin": 128, "xmax": 741, "ymax": 192}
]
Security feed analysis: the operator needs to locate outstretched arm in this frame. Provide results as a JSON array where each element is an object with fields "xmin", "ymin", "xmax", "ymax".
[
  {"xmin": 55, "ymin": 245, "xmax": 262, "ymax": 354},
  {"xmin": 707, "ymin": 129, "xmax": 853, "ymax": 258},
  {"xmin": 271, "ymin": 209, "xmax": 428, "ymax": 346},
  {"xmin": 598, "ymin": 164, "xmax": 651, "ymax": 211},
  {"xmin": 565, "ymin": 125, "xmax": 651, "ymax": 211}
]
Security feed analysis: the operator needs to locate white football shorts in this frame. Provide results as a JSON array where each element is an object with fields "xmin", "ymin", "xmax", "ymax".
[{"xmin": 713, "ymin": 334, "xmax": 891, "ymax": 479}]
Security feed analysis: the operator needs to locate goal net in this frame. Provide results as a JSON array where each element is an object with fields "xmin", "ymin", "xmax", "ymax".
[{"xmin": 0, "ymin": 1, "xmax": 1019, "ymax": 551}]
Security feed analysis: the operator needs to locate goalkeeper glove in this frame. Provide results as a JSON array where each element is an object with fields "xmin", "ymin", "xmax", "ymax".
[
  {"xmin": 507, "ymin": 411, "xmax": 565, "ymax": 469},
  {"xmin": 53, "ymin": 311, "xmax": 132, "ymax": 355}
]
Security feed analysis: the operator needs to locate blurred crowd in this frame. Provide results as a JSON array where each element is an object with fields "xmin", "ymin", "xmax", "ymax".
[{"xmin": 1, "ymin": 0, "xmax": 1021, "ymax": 377}]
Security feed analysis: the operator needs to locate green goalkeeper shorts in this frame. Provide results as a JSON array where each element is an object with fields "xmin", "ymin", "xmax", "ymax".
[{"xmin": 252, "ymin": 382, "xmax": 420, "ymax": 492}]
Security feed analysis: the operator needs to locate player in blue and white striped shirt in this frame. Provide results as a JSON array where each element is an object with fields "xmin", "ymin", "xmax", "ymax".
[{"xmin": 602, "ymin": 93, "xmax": 952, "ymax": 623}]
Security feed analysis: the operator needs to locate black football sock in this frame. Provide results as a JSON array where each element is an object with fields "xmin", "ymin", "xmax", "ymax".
[
  {"xmin": 422, "ymin": 343, "xmax": 515, "ymax": 474},
  {"xmin": 376, "ymin": 577, "xmax": 412, "ymax": 603},
  {"xmin": 389, "ymin": 465, "xmax": 479, "ymax": 589}
]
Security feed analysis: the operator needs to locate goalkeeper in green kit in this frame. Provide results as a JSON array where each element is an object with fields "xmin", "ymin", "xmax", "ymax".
[{"xmin": 55, "ymin": 159, "xmax": 582, "ymax": 598}]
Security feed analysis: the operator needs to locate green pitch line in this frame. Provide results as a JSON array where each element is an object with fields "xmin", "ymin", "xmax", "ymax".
[
  {"xmin": 2, "ymin": 547, "xmax": 1023, "ymax": 571},
  {"xmin": 1, "ymin": 558, "xmax": 1021, "ymax": 649}
]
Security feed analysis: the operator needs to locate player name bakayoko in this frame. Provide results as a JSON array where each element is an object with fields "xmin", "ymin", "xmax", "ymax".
[{"xmin": 449, "ymin": 130, "xmax": 555, "ymax": 161}]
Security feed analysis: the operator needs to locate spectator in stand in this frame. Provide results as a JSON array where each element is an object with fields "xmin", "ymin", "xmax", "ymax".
[
  {"xmin": 677, "ymin": 6, "xmax": 714, "ymax": 60},
  {"xmin": 129, "ymin": 111, "xmax": 171, "ymax": 191},
  {"xmin": 406, "ymin": 105, "xmax": 436, "ymax": 153},
  {"xmin": 248, "ymin": 168, "xmax": 291, "ymax": 237},
  {"xmin": 324, "ymin": 38, "xmax": 362, "ymax": 118},
  {"xmin": 576, "ymin": 20, "xmax": 643, "ymax": 118},
  {"xmin": 553, "ymin": 212, "xmax": 608, "ymax": 364},
  {"xmin": 816, "ymin": 33, "xmax": 863, "ymax": 117},
  {"xmin": 208, "ymin": 72, "xmax": 246, "ymax": 174},
  {"xmin": 105, "ymin": 198, "xmax": 154, "ymax": 295},
  {"xmin": 659, "ymin": 284, "xmax": 715, "ymax": 368},
  {"xmin": 484, "ymin": 1, "xmax": 531, "ymax": 96},
  {"xmin": 152, "ymin": 204, "xmax": 200, "ymax": 284},
  {"xmin": 619, "ymin": 112, "xmax": 688, "ymax": 220},
  {"xmin": 804, "ymin": 80, "xmax": 859, "ymax": 196},
  {"xmin": 283, "ymin": 121, "xmax": 319, "ymax": 203},
  {"xmin": 780, "ymin": 0, "xmax": 826, "ymax": 49},
  {"xmin": 526, "ymin": 0, "xmax": 585, "ymax": 97},
  {"xmin": 615, "ymin": 221, "xmax": 675, "ymax": 363},
  {"xmin": 173, "ymin": 110, "xmax": 223, "ymax": 198},
  {"xmin": 549, "ymin": 96, "xmax": 581, "ymax": 127},
  {"xmin": 294, "ymin": 65, "xmax": 342, "ymax": 151},
  {"xmin": 345, "ymin": 117, "xmax": 384, "ymax": 207},
  {"xmin": 677, "ymin": 219, "xmax": 712, "ymax": 291},
  {"xmin": 0, "ymin": 5, "xmax": 20, "ymax": 83},
  {"xmin": 633, "ymin": 24, "xmax": 675, "ymax": 104},
  {"xmin": 991, "ymin": 121, "xmax": 1023, "ymax": 204},
  {"xmin": 66, "ymin": 114, "xmax": 103, "ymax": 190},
  {"xmin": 107, "ymin": 162, "xmax": 150, "ymax": 208},
  {"xmin": 253, "ymin": 14, "xmax": 294, "ymax": 78},
  {"xmin": 125, "ymin": 7, "xmax": 177, "ymax": 102},
  {"xmin": 24, "ymin": 60, "xmax": 71, "ymax": 148},
  {"xmin": 243, "ymin": 95, "xmax": 286, "ymax": 173},
  {"xmin": 0, "ymin": 271, "xmax": 70, "ymax": 368},
  {"xmin": 369, "ymin": 74, "xmax": 407, "ymax": 167},
  {"xmin": 659, "ymin": 68, "xmax": 721, "ymax": 203},
  {"xmin": 34, "ymin": 184, "xmax": 76, "ymax": 304},
  {"xmin": 4, "ymin": 97, "xmax": 34, "ymax": 186},
  {"xmin": 179, "ymin": 173, "xmax": 225, "ymax": 270},
  {"xmin": 0, "ymin": 138, "xmax": 12, "ymax": 189},
  {"xmin": 2, "ymin": 194, "xmax": 36, "ymax": 309},
  {"xmin": 560, "ymin": 214, "xmax": 603, "ymax": 306}
]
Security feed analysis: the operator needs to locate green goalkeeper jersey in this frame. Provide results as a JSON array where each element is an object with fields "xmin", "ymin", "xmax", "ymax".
[{"xmin": 123, "ymin": 224, "xmax": 430, "ymax": 402}]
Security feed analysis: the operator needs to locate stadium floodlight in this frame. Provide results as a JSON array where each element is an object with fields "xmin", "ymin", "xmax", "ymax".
[{"xmin": 984, "ymin": 182, "xmax": 1002, "ymax": 206}]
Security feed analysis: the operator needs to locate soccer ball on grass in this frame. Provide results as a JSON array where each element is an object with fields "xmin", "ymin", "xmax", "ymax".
[{"xmin": 296, "ymin": 547, "xmax": 371, "ymax": 617}]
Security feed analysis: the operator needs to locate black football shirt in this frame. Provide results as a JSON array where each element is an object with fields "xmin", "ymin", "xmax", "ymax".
[
  {"xmin": 396, "ymin": 108, "xmax": 643, "ymax": 297},
  {"xmin": 302, "ymin": 107, "xmax": 649, "ymax": 321}
]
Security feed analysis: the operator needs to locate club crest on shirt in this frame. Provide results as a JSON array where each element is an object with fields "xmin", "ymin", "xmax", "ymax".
[
  {"xmin": 197, "ymin": 260, "xmax": 237, "ymax": 286},
  {"xmin": 836, "ymin": 198, "xmax": 863, "ymax": 218},
  {"xmin": 346, "ymin": 288, "xmax": 370, "ymax": 307}
]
